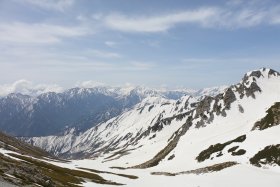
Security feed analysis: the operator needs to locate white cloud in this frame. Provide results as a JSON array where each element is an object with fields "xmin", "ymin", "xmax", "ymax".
[
  {"xmin": 0, "ymin": 80, "xmax": 63, "ymax": 97},
  {"xmin": 102, "ymin": 5, "xmax": 280, "ymax": 33},
  {"xmin": 22, "ymin": 0, "xmax": 75, "ymax": 11},
  {"xmin": 104, "ymin": 8, "xmax": 218, "ymax": 33},
  {"xmin": 0, "ymin": 22, "xmax": 88, "ymax": 44}
]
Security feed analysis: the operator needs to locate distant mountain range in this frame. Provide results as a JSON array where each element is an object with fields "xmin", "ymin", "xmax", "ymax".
[{"xmin": 0, "ymin": 85, "xmax": 225, "ymax": 137}]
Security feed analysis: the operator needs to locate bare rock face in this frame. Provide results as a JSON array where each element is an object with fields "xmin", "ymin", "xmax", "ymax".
[
  {"xmin": 223, "ymin": 88, "xmax": 236, "ymax": 110},
  {"xmin": 250, "ymin": 144, "xmax": 280, "ymax": 167},
  {"xmin": 248, "ymin": 70, "xmax": 263, "ymax": 79},
  {"xmin": 196, "ymin": 135, "xmax": 246, "ymax": 162},
  {"xmin": 252, "ymin": 102, "xmax": 280, "ymax": 131},
  {"xmin": 246, "ymin": 82, "xmax": 262, "ymax": 98},
  {"xmin": 268, "ymin": 68, "xmax": 280, "ymax": 77},
  {"xmin": 195, "ymin": 96, "xmax": 213, "ymax": 118}
]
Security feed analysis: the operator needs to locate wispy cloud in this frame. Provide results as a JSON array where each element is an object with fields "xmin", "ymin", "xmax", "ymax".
[
  {"xmin": 103, "ymin": 8, "xmax": 217, "ymax": 33},
  {"xmin": 21, "ymin": 0, "xmax": 75, "ymax": 11},
  {"xmin": 0, "ymin": 22, "xmax": 89, "ymax": 44},
  {"xmin": 102, "ymin": 4, "xmax": 280, "ymax": 33}
]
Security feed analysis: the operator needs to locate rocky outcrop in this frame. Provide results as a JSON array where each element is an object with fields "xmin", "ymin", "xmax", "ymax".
[
  {"xmin": 250, "ymin": 144, "xmax": 280, "ymax": 167},
  {"xmin": 196, "ymin": 135, "xmax": 246, "ymax": 162},
  {"xmin": 252, "ymin": 102, "xmax": 280, "ymax": 131},
  {"xmin": 223, "ymin": 88, "xmax": 236, "ymax": 109}
]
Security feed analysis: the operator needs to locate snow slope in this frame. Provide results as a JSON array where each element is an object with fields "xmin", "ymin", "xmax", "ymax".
[{"xmin": 22, "ymin": 68, "xmax": 280, "ymax": 187}]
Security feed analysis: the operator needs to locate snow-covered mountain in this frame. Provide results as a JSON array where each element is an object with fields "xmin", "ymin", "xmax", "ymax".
[
  {"xmin": 1, "ymin": 67, "xmax": 279, "ymax": 187},
  {"xmin": 25, "ymin": 68, "xmax": 280, "ymax": 175},
  {"xmin": 0, "ymin": 84, "xmax": 224, "ymax": 137},
  {"xmin": 0, "ymin": 87, "xmax": 135, "ymax": 136}
]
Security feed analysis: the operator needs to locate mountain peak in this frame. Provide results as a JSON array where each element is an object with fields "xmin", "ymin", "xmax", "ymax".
[{"xmin": 243, "ymin": 68, "xmax": 280, "ymax": 82}]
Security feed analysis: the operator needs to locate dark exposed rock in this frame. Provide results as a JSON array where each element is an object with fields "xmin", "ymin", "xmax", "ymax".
[
  {"xmin": 223, "ymin": 88, "xmax": 236, "ymax": 110},
  {"xmin": 196, "ymin": 135, "xmax": 246, "ymax": 162},
  {"xmin": 238, "ymin": 104, "xmax": 244, "ymax": 113},
  {"xmin": 250, "ymin": 144, "xmax": 280, "ymax": 167},
  {"xmin": 190, "ymin": 102, "xmax": 198, "ymax": 108},
  {"xmin": 148, "ymin": 105, "xmax": 154, "ymax": 112},
  {"xmin": 246, "ymin": 82, "xmax": 262, "ymax": 98},
  {"xmin": 248, "ymin": 70, "xmax": 263, "ymax": 79},
  {"xmin": 195, "ymin": 120, "xmax": 205, "ymax": 128},
  {"xmin": 252, "ymin": 102, "xmax": 280, "ymax": 131},
  {"xmin": 268, "ymin": 69, "xmax": 280, "ymax": 77},
  {"xmin": 194, "ymin": 96, "xmax": 213, "ymax": 118},
  {"xmin": 168, "ymin": 154, "xmax": 175, "ymax": 160},
  {"xmin": 242, "ymin": 69, "xmax": 268, "ymax": 83},
  {"xmin": 149, "ymin": 134, "xmax": 156, "ymax": 140},
  {"xmin": 217, "ymin": 152, "xmax": 223, "ymax": 157},
  {"xmin": 231, "ymin": 149, "xmax": 246, "ymax": 156},
  {"xmin": 228, "ymin": 146, "xmax": 239, "ymax": 153},
  {"xmin": 212, "ymin": 93, "xmax": 223, "ymax": 114},
  {"xmin": 234, "ymin": 81, "xmax": 262, "ymax": 99}
]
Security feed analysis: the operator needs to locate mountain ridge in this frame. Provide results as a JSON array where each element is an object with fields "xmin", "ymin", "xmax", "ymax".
[
  {"xmin": 0, "ymin": 84, "xmax": 225, "ymax": 137},
  {"xmin": 24, "ymin": 68, "xmax": 280, "ymax": 169}
]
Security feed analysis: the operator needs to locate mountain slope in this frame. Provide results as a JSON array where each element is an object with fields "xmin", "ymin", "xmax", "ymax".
[
  {"xmin": 26, "ymin": 68, "xmax": 280, "ymax": 173},
  {"xmin": 11, "ymin": 68, "xmax": 280, "ymax": 187},
  {"xmin": 0, "ymin": 131, "xmax": 135, "ymax": 186},
  {"xmin": 24, "ymin": 95, "xmax": 198, "ymax": 159}
]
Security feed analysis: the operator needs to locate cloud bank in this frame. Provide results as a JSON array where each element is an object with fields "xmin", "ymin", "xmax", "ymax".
[{"xmin": 0, "ymin": 80, "xmax": 64, "ymax": 97}]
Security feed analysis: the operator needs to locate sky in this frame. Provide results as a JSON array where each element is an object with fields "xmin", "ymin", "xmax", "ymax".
[{"xmin": 0, "ymin": 0, "xmax": 280, "ymax": 90}]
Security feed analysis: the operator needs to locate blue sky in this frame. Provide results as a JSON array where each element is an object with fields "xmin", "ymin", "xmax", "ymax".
[{"xmin": 0, "ymin": 0, "xmax": 280, "ymax": 89}]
